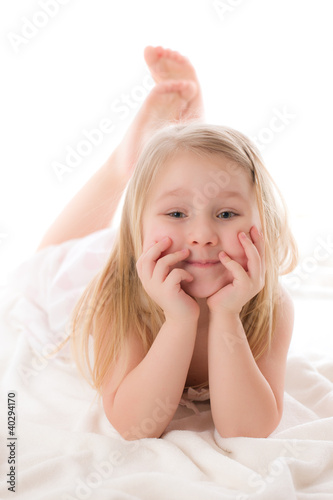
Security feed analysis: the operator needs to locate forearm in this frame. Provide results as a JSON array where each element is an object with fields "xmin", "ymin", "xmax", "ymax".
[
  {"xmin": 110, "ymin": 318, "xmax": 197, "ymax": 440},
  {"xmin": 208, "ymin": 313, "xmax": 279, "ymax": 438},
  {"xmin": 37, "ymin": 149, "xmax": 128, "ymax": 250}
]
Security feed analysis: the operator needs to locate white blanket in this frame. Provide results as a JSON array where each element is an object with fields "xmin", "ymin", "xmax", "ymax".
[{"xmin": 0, "ymin": 228, "xmax": 333, "ymax": 500}]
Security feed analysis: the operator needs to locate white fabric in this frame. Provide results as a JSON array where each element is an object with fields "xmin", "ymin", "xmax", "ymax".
[{"xmin": 0, "ymin": 227, "xmax": 333, "ymax": 499}]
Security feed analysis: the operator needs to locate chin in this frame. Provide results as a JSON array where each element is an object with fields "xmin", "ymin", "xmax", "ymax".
[{"xmin": 182, "ymin": 275, "xmax": 229, "ymax": 300}]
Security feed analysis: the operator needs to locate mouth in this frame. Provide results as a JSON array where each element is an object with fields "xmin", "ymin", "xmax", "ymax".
[{"xmin": 185, "ymin": 260, "xmax": 221, "ymax": 269}]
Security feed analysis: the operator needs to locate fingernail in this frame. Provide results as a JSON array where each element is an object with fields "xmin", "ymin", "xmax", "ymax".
[
  {"xmin": 220, "ymin": 251, "xmax": 231, "ymax": 262},
  {"xmin": 162, "ymin": 236, "xmax": 169, "ymax": 242},
  {"xmin": 240, "ymin": 232, "xmax": 247, "ymax": 239}
]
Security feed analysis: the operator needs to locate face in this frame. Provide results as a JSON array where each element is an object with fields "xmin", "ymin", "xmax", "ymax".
[{"xmin": 141, "ymin": 150, "xmax": 262, "ymax": 299}]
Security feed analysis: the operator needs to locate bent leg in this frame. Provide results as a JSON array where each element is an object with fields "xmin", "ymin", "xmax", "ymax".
[{"xmin": 37, "ymin": 47, "xmax": 204, "ymax": 251}]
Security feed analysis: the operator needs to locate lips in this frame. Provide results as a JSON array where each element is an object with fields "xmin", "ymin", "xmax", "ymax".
[{"xmin": 185, "ymin": 260, "xmax": 220, "ymax": 268}]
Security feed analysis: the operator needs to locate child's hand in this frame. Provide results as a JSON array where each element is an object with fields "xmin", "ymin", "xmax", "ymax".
[
  {"xmin": 136, "ymin": 237, "xmax": 200, "ymax": 323},
  {"xmin": 207, "ymin": 226, "xmax": 265, "ymax": 316}
]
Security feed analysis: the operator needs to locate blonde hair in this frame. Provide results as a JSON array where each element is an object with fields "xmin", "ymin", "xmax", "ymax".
[{"xmin": 68, "ymin": 123, "xmax": 298, "ymax": 394}]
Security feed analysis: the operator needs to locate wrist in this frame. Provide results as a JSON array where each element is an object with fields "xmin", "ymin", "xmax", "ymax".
[
  {"xmin": 208, "ymin": 311, "xmax": 246, "ymax": 348},
  {"xmin": 209, "ymin": 310, "xmax": 242, "ymax": 330},
  {"xmin": 207, "ymin": 296, "xmax": 243, "ymax": 319},
  {"xmin": 164, "ymin": 315, "xmax": 198, "ymax": 330}
]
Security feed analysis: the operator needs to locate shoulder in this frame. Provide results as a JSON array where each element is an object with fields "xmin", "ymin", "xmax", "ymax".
[
  {"xmin": 274, "ymin": 283, "xmax": 294, "ymax": 339},
  {"xmin": 264, "ymin": 282, "xmax": 294, "ymax": 357},
  {"xmin": 101, "ymin": 328, "xmax": 146, "ymax": 409}
]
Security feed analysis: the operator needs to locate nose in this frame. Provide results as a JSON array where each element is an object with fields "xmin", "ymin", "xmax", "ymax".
[{"xmin": 186, "ymin": 218, "xmax": 219, "ymax": 247}]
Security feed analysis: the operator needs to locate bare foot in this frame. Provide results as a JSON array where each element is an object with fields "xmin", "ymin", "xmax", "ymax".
[
  {"xmin": 114, "ymin": 79, "xmax": 197, "ymax": 178},
  {"xmin": 144, "ymin": 45, "xmax": 204, "ymax": 121}
]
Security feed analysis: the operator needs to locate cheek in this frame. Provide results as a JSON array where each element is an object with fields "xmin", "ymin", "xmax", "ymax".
[
  {"xmin": 142, "ymin": 220, "xmax": 163, "ymax": 252},
  {"xmin": 226, "ymin": 237, "xmax": 245, "ymax": 257},
  {"xmin": 223, "ymin": 231, "xmax": 249, "ymax": 268},
  {"xmin": 142, "ymin": 222, "xmax": 182, "ymax": 254}
]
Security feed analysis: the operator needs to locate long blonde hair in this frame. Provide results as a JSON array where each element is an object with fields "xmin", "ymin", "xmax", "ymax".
[{"xmin": 69, "ymin": 123, "xmax": 298, "ymax": 394}]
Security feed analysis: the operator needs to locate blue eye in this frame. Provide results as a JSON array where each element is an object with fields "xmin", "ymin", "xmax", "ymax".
[
  {"xmin": 218, "ymin": 211, "xmax": 236, "ymax": 219},
  {"xmin": 167, "ymin": 211, "xmax": 186, "ymax": 218}
]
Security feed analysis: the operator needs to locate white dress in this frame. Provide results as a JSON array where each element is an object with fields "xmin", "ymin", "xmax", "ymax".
[
  {"xmin": 5, "ymin": 227, "xmax": 117, "ymax": 359},
  {"xmin": 5, "ymin": 226, "xmax": 211, "ymax": 409}
]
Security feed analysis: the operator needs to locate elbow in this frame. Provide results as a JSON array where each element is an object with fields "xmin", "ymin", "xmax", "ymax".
[
  {"xmin": 118, "ymin": 428, "xmax": 163, "ymax": 441},
  {"xmin": 102, "ymin": 391, "xmax": 175, "ymax": 440},
  {"xmin": 216, "ymin": 425, "xmax": 276, "ymax": 439},
  {"xmin": 108, "ymin": 410, "xmax": 164, "ymax": 440},
  {"xmin": 116, "ymin": 425, "xmax": 141, "ymax": 441},
  {"xmin": 215, "ymin": 411, "xmax": 282, "ymax": 439},
  {"xmin": 104, "ymin": 408, "xmax": 164, "ymax": 441},
  {"xmin": 111, "ymin": 419, "xmax": 164, "ymax": 440}
]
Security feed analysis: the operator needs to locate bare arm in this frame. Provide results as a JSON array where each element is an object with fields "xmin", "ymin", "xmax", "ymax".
[
  {"xmin": 208, "ymin": 286, "xmax": 294, "ymax": 438},
  {"xmin": 103, "ymin": 237, "xmax": 200, "ymax": 439},
  {"xmin": 103, "ymin": 318, "xmax": 197, "ymax": 440},
  {"xmin": 36, "ymin": 149, "xmax": 129, "ymax": 251},
  {"xmin": 208, "ymin": 312, "xmax": 279, "ymax": 438},
  {"xmin": 206, "ymin": 227, "xmax": 293, "ymax": 437}
]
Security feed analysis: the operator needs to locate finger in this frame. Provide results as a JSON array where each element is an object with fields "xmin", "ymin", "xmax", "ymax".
[
  {"xmin": 136, "ymin": 237, "xmax": 172, "ymax": 280},
  {"xmin": 249, "ymin": 225, "xmax": 265, "ymax": 260},
  {"xmin": 136, "ymin": 242, "xmax": 153, "ymax": 277},
  {"xmin": 250, "ymin": 226, "xmax": 266, "ymax": 280},
  {"xmin": 238, "ymin": 231, "xmax": 262, "ymax": 278},
  {"xmin": 154, "ymin": 248, "xmax": 190, "ymax": 282},
  {"xmin": 219, "ymin": 251, "xmax": 247, "ymax": 282},
  {"xmin": 165, "ymin": 268, "xmax": 194, "ymax": 288}
]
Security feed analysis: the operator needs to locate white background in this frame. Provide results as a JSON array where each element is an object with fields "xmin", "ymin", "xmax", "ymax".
[{"xmin": 1, "ymin": 0, "xmax": 332, "ymax": 352}]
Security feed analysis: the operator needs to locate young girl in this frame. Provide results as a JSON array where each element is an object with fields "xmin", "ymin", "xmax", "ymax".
[{"xmin": 38, "ymin": 46, "xmax": 298, "ymax": 441}]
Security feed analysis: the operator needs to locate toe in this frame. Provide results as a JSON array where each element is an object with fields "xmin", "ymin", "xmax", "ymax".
[
  {"xmin": 144, "ymin": 45, "xmax": 159, "ymax": 65},
  {"xmin": 169, "ymin": 49, "xmax": 183, "ymax": 62}
]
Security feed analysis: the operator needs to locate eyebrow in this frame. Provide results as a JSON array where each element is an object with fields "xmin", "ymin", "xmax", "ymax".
[
  {"xmin": 159, "ymin": 188, "xmax": 245, "ymax": 200},
  {"xmin": 159, "ymin": 188, "xmax": 192, "ymax": 199}
]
